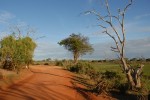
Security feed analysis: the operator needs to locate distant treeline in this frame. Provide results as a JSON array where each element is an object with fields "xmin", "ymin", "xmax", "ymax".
[
  {"xmin": 91, "ymin": 58, "xmax": 150, "ymax": 63},
  {"xmin": 36, "ymin": 58, "xmax": 150, "ymax": 63}
]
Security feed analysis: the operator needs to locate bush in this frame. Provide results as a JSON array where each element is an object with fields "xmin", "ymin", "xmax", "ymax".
[
  {"xmin": 90, "ymin": 70, "xmax": 126, "ymax": 95},
  {"xmin": 68, "ymin": 62, "xmax": 94, "ymax": 74},
  {"xmin": 69, "ymin": 63, "xmax": 83, "ymax": 73},
  {"xmin": 55, "ymin": 61, "xmax": 63, "ymax": 66},
  {"xmin": 44, "ymin": 63, "xmax": 49, "ymax": 65},
  {"xmin": 0, "ymin": 35, "xmax": 36, "ymax": 72},
  {"xmin": 69, "ymin": 65, "xmax": 80, "ymax": 72},
  {"xmin": 102, "ymin": 70, "xmax": 122, "ymax": 79}
]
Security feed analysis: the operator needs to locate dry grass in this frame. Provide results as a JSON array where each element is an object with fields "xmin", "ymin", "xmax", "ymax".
[
  {"xmin": 0, "ymin": 68, "xmax": 33, "ymax": 90},
  {"xmin": 0, "ymin": 69, "xmax": 16, "ymax": 79},
  {"xmin": 0, "ymin": 69, "xmax": 17, "ymax": 89}
]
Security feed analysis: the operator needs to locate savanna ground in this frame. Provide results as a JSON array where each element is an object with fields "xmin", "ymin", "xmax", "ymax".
[{"xmin": 0, "ymin": 61, "xmax": 150, "ymax": 100}]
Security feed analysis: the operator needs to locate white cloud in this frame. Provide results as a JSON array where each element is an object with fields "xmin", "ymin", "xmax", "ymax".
[
  {"xmin": 81, "ymin": 42, "xmax": 116, "ymax": 60},
  {"xmin": 135, "ymin": 26, "xmax": 150, "ymax": 33},
  {"xmin": 135, "ymin": 13, "xmax": 150, "ymax": 20},
  {"xmin": 34, "ymin": 41, "xmax": 72, "ymax": 60},
  {"xmin": 0, "ymin": 11, "xmax": 15, "ymax": 24},
  {"xmin": 125, "ymin": 37, "xmax": 150, "ymax": 58},
  {"xmin": 82, "ymin": 37, "xmax": 150, "ymax": 60},
  {"xmin": 126, "ymin": 22, "xmax": 150, "ymax": 34}
]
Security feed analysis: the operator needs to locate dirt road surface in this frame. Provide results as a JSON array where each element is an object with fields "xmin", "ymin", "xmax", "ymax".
[{"xmin": 0, "ymin": 65, "xmax": 110, "ymax": 100}]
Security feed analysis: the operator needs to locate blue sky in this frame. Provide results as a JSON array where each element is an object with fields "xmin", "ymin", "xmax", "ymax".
[{"xmin": 0, "ymin": 0, "xmax": 150, "ymax": 60}]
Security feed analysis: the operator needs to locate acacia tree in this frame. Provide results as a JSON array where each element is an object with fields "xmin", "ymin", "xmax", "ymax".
[
  {"xmin": 58, "ymin": 33, "xmax": 93, "ymax": 64},
  {"xmin": 87, "ymin": 0, "xmax": 143, "ymax": 89}
]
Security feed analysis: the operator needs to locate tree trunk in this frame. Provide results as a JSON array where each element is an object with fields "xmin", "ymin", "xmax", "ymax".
[
  {"xmin": 126, "ymin": 70, "xmax": 135, "ymax": 89},
  {"xmin": 74, "ymin": 51, "xmax": 79, "ymax": 64},
  {"xmin": 121, "ymin": 57, "xmax": 143, "ymax": 89},
  {"xmin": 136, "ymin": 76, "xmax": 141, "ymax": 88},
  {"xmin": 26, "ymin": 62, "xmax": 30, "ymax": 69},
  {"xmin": 121, "ymin": 57, "xmax": 135, "ymax": 88},
  {"xmin": 134, "ymin": 65, "xmax": 144, "ymax": 88}
]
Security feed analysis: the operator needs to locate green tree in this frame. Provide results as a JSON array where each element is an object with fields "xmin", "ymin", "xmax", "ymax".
[
  {"xmin": 21, "ymin": 37, "xmax": 37, "ymax": 68},
  {"xmin": 0, "ymin": 34, "xmax": 36, "ymax": 72},
  {"xmin": 58, "ymin": 33, "xmax": 93, "ymax": 64}
]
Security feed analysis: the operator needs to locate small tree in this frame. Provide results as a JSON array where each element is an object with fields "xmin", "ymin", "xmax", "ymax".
[
  {"xmin": 86, "ymin": 0, "xmax": 143, "ymax": 89},
  {"xmin": 58, "ymin": 33, "xmax": 93, "ymax": 64},
  {"xmin": 0, "ymin": 34, "xmax": 36, "ymax": 72}
]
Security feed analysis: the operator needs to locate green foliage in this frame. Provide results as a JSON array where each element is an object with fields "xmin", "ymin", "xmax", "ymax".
[
  {"xmin": 55, "ymin": 60, "xmax": 63, "ymax": 66},
  {"xmin": 58, "ymin": 33, "xmax": 93, "ymax": 63},
  {"xmin": 0, "ymin": 35, "xmax": 36, "ymax": 72},
  {"xmin": 102, "ymin": 71, "xmax": 126, "ymax": 90},
  {"xmin": 21, "ymin": 37, "xmax": 36, "ymax": 64},
  {"xmin": 68, "ymin": 62, "xmax": 94, "ymax": 74},
  {"xmin": 87, "ymin": 70, "xmax": 126, "ymax": 94},
  {"xmin": 44, "ymin": 63, "xmax": 49, "ymax": 65},
  {"xmin": 102, "ymin": 70, "xmax": 122, "ymax": 79}
]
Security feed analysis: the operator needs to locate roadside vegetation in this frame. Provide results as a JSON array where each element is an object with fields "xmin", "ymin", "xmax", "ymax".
[{"xmin": 35, "ymin": 59, "xmax": 150, "ymax": 99}]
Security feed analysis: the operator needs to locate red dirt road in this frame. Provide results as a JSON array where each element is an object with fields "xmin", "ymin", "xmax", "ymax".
[{"xmin": 0, "ymin": 65, "xmax": 110, "ymax": 100}]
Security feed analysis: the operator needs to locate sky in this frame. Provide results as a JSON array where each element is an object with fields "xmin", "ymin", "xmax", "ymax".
[{"xmin": 0, "ymin": 0, "xmax": 150, "ymax": 60}]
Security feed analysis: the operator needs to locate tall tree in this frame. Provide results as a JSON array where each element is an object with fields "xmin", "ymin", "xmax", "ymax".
[
  {"xmin": 86, "ymin": 0, "xmax": 143, "ymax": 89},
  {"xmin": 58, "ymin": 33, "xmax": 93, "ymax": 64}
]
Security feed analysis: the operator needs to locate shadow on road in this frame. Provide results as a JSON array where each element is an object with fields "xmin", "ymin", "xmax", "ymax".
[{"xmin": 0, "ymin": 67, "xmax": 86, "ymax": 100}]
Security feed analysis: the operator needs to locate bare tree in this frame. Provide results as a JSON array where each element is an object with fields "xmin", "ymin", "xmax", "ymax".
[
  {"xmin": 86, "ymin": 0, "xmax": 143, "ymax": 89},
  {"xmin": 9, "ymin": 24, "xmax": 36, "ymax": 39}
]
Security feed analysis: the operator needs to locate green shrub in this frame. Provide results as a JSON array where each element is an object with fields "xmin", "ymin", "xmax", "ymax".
[
  {"xmin": 102, "ymin": 70, "xmax": 122, "ymax": 79},
  {"xmin": 90, "ymin": 70, "xmax": 127, "ymax": 95},
  {"xmin": 69, "ymin": 63, "xmax": 83, "ymax": 73},
  {"xmin": 44, "ymin": 63, "xmax": 49, "ymax": 65},
  {"xmin": 69, "ymin": 65, "xmax": 80, "ymax": 73},
  {"xmin": 34, "ymin": 63, "xmax": 40, "ymax": 65},
  {"xmin": 68, "ymin": 62, "xmax": 94, "ymax": 74},
  {"xmin": 55, "ymin": 61, "xmax": 63, "ymax": 66}
]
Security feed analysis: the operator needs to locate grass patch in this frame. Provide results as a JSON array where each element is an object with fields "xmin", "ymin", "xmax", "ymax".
[
  {"xmin": 68, "ymin": 61, "xmax": 150, "ymax": 95},
  {"xmin": 142, "ymin": 63, "xmax": 150, "ymax": 76},
  {"xmin": 90, "ymin": 62, "xmax": 150, "ymax": 76}
]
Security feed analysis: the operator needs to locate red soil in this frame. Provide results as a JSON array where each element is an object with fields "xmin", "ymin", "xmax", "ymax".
[{"xmin": 0, "ymin": 65, "xmax": 113, "ymax": 100}]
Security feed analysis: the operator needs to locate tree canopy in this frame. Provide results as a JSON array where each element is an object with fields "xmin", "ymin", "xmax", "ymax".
[{"xmin": 58, "ymin": 33, "xmax": 93, "ymax": 63}]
